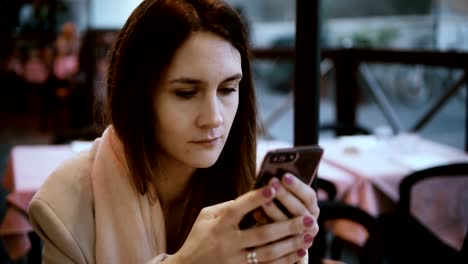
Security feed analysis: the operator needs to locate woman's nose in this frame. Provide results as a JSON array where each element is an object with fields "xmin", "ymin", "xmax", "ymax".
[{"xmin": 196, "ymin": 96, "xmax": 223, "ymax": 128}]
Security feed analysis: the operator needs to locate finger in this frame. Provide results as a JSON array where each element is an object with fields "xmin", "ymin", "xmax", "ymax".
[
  {"xmin": 281, "ymin": 173, "xmax": 320, "ymax": 217},
  {"xmin": 263, "ymin": 249, "xmax": 308, "ymax": 264},
  {"xmin": 253, "ymin": 232, "xmax": 315, "ymax": 262},
  {"xmin": 241, "ymin": 215, "xmax": 316, "ymax": 248},
  {"xmin": 260, "ymin": 178, "xmax": 289, "ymax": 222},
  {"xmin": 261, "ymin": 198, "xmax": 289, "ymax": 222},
  {"xmin": 270, "ymin": 177, "xmax": 311, "ymax": 218},
  {"xmin": 221, "ymin": 186, "xmax": 277, "ymax": 224}
]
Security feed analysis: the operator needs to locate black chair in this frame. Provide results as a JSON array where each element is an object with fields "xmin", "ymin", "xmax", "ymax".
[
  {"xmin": 315, "ymin": 177, "xmax": 337, "ymax": 201},
  {"xmin": 309, "ymin": 177, "xmax": 384, "ymax": 264},
  {"xmin": 309, "ymin": 201, "xmax": 384, "ymax": 264},
  {"xmin": 380, "ymin": 162, "xmax": 468, "ymax": 264},
  {"xmin": 462, "ymin": 232, "xmax": 468, "ymax": 261}
]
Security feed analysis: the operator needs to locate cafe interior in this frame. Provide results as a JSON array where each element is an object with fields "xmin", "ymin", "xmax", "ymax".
[{"xmin": 0, "ymin": 0, "xmax": 467, "ymax": 263}]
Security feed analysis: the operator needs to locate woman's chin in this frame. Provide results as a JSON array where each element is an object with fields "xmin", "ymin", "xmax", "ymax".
[
  {"xmin": 187, "ymin": 153, "xmax": 221, "ymax": 169},
  {"xmin": 191, "ymin": 159, "xmax": 218, "ymax": 169}
]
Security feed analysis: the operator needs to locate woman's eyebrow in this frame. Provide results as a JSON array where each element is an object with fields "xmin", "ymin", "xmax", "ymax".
[
  {"xmin": 222, "ymin": 73, "xmax": 243, "ymax": 83},
  {"xmin": 169, "ymin": 77, "xmax": 201, "ymax": 85},
  {"xmin": 169, "ymin": 73, "xmax": 243, "ymax": 85}
]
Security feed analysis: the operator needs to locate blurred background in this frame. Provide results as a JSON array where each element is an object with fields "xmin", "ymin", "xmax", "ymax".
[
  {"xmin": 1, "ymin": 0, "xmax": 466, "ymax": 149},
  {"xmin": 0, "ymin": 0, "xmax": 467, "ymax": 263},
  {"xmin": 236, "ymin": 0, "xmax": 467, "ymax": 149}
]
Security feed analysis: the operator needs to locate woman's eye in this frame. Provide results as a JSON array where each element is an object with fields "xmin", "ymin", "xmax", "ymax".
[
  {"xmin": 218, "ymin": 87, "xmax": 237, "ymax": 95},
  {"xmin": 175, "ymin": 90, "xmax": 197, "ymax": 99}
]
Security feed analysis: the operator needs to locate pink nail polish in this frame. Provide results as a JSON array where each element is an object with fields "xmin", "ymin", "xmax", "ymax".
[
  {"xmin": 271, "ymin": 179, "xmax": 281, "ymax": 191},
  {"xmin": 297, "ymin": 249, "xmax": 307, "ymax": 257},
  {"xmin": 262, "ymin": 187, "xmax": 273, "ymax": 198},
  {"xmin": 303, "ymin": 216, "xmax": 314, "ymax": 227},
  {"xmin": 284, "ymin": 174, "xmax": 294, "ymax": 185},
  {"xmin": 304, "ymin": 234, "xmax": 314, "ymax": 244}
]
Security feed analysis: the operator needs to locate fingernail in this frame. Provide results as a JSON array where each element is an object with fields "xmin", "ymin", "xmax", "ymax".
[
  {"xmin": 304, "ymin": 234, "xmax": 314, "ymax": 244},
  {"xmin": 262, "ymin": 187, "xmax": 274, "ymax": 198},
  {"xmin": 271, "ymin": 179, "xmax": 281, "ymax": 191},
  {"xmin": 265, "ymin": 200, "xmax": 273, "ymax": 206},
  {"xmin": 297, "ymin": 249, "xmax": 307, "ymax": 257},
  {"xmin": 284, "ymin": 174, "xmax": 294, "ymax": 185},
  {"xmin": 303, "ymin": 216, "xmax": 314, "ymax": 227}
]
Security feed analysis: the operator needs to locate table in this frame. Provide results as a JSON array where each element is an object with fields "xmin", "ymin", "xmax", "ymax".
[
  {"xmin": 0, "ymin": 142, "xmax": 91, "ymax": 260},
  {"xmin": 2, "ymin": 135, "xmax": 467, "ymax": 260},
  {"xmin": 318, "ymin": 133, "xmax": 468, "ymax": 250}
]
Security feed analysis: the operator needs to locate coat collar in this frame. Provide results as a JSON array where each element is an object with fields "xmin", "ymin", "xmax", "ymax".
[{"xmin": 91, "ymin": 126, "xmax": 167, "ymax": 263}]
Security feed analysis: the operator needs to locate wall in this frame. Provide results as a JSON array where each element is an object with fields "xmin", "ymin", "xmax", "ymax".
[{"xmin": 89, "ymin": 0, "xmax": 142, "ymax": 29}]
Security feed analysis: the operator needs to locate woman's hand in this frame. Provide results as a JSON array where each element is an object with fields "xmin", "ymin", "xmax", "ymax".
[
  {"xmin": 262, "ymin": 173, "xmax": 320, "ymax": 223},
  {"xmin": 251, "ymin": 172, "xmax": 319, "ymax": 255},
  {"xmin": 167, "ymin": 184, "xmax": 316, "ymax": 264}
]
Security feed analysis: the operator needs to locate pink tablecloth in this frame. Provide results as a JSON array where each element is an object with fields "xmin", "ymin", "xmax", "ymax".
[{"xmin": 319, "ymin": 134, "xmax": 468, "ymax": 250}]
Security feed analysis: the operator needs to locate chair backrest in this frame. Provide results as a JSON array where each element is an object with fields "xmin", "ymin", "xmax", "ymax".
[
  {"xmin": 309, "ymin": 201, "xmax": 384, "ymax": 264},
  {"xmin": 463, "ymin": 232, "xmax": 468, "ymax": 260},
  {"xmin": 399, "ymin": 162, "xmax": 468, "ymax": 213},
  {"xmin": 313, "ymin": 162, "xmax": 384, "ymax": 263},
  {"xmin": 386, "ymin": 162, "xmax": 468, "ymax": 263},
  {"xmin": 316, "ymin": 177, "xmax": 337, "ymax": 201},
  {"xmin": 399, "ymin": 162, "xmax": 468, "ymax": 250},
  {"xmin": 398, "ymin": 163, "xmax": 468, "ymax": 251}
]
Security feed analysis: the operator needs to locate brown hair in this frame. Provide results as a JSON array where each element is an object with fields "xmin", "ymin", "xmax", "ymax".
[{"xmin": 105, "ymin": 0, "xmax": 257, "ymax": 252}]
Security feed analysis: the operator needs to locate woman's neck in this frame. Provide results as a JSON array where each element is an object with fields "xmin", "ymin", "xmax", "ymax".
[{"xmin": 154, "ymin": 159, "xmax": 196, "ymax": 208}]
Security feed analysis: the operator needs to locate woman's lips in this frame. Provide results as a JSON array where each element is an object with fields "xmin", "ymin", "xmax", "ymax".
[{"xmin": 191, "ymin": 137, "xmax": 221, "ymax": 146}]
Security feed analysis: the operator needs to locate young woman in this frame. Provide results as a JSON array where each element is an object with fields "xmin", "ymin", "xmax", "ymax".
[{"xmin": 28, "ymin": 0, "xmax": 320, "ymax": 263}]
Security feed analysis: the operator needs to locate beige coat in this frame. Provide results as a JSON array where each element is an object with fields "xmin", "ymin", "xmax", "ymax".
[
  {"xmin": 28, "ymin": 127, "xmax": 308, "ymax": 263},
  {"xmin": 29, "ymin": 127, "xmax": 168, "ymax": 263}
]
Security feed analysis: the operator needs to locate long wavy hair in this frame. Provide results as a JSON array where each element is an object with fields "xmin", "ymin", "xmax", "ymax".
[{"xmin": 105, "ymin": 0, "xmax": 257, "ymax": 253}]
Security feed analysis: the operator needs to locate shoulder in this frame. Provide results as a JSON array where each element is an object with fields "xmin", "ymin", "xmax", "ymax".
[
  {"xmin": 28, "ymin": 139, "xmax": 100, "ymax": 263},
  {"xmin": 31, "ymin": 139, "xmax": 99, "ymax": 210}
]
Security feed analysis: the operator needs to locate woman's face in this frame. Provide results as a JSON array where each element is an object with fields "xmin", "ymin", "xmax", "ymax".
[{"xmin": 154, "ymin": 31, "xmax": 242, "ymax": 169}]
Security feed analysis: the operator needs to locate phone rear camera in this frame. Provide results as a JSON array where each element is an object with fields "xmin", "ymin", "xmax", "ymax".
[{"xmin": 288, "ymin": 153, "xmax": 296, "ymax": 161}]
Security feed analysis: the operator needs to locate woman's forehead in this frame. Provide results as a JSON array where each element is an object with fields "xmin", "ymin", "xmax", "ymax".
[{"xmin": 163, "ymin": 31, "xmax": 242, "ymax": 83}]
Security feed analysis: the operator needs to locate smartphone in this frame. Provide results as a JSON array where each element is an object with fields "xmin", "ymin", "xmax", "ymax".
[{"xmin": 239, "ymin": 145, "xmax": 324, "ymax": 229}]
